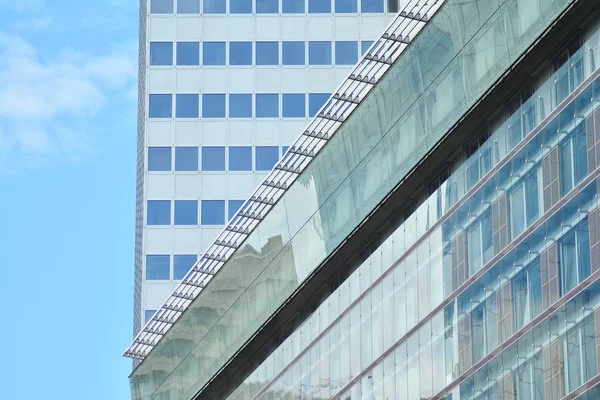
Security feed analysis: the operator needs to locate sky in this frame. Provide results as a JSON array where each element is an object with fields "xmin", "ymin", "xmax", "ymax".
[{"xmin": 0, "ymin": 0, "xmax": 138, "ymax": 398}]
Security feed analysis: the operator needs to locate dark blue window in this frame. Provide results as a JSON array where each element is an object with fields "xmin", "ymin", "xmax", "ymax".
[
  {"xmin": 309, "ymin": 93, "xmax": 330, "ymax": 117},
  {"xmin": 150, "ymin": 42, "xmax": 173, "ymax": 66},
  {"xmin": 283, "ymin": 0, "xmax": 304, "ymax": 13},
  {"xmin": 146, "ymin": 255, "xmax": 170, "ymax": 280},
  {"xmin": 202, "ymin": 200, "xmax": 226, "ymax": 225},
  {"xmin": 282, "ymin": 41, "xmax": 305, "ymax": 65},
  {"xmin": 228, "ymin": 200, "xmax": 245, "ymax": 220},
  {"xmin": 282, "ymin": 146, "xmax": 289, "ymax": 156},
  {"xmin": 282, "ymin": 93, "xmax": 305, "ymax": 117},
  {"xmin": 335, "ymin": 0, "xmax": 357, "ymax": 13},
  {"xmin": 149, "ymin": 94, "xmax": 172, "ymax": 118},
  {"xmin": 256, "ymin": 94, "xmax": 279, "ymax": 117},
  {"xmin": 229, "ymin": 146, "xmax": 252, "ymax": 171},
  {"xmin": 204, "ymin": 0, "xmax": 226, "ymax": 13},
  {"xmin": 176, "ymin": 42, "xmax": 200, "ymax": 66},
  {"xmin": 229, "ymin": 94, "xmax": 252, "ymax": 118},
  {"xmin": 309, "ymin": 0, "xmax": 331, "ymax": 12},
  {"xmin": 308, "ymin": 41, "xmax": 332, "ymax": 65},
  {"xmin": 230, "ymin": 0, "xmax": 252, "ymax": 13},
  {"xmin": 202, "ymin": 94, "xmax": 226, "ymax": 118},
  {"xmin": 361, "ymin": 0, "xmax": 383, "ymax": 12},
  {"xmin": 361, "ymin": 40, "xmax": 374, "ymax": 55},
  {"xmin": 176, "ymin": 94, "xmax": 199, "ymax": 118},
  {"xmin": 145, "ymin": 310, "xmax": 157, "ymax": 323},
  {"xmin": 229, "ymin": 42, "xmax": 253, "ymax": 65},
  {"xmin": 202, "ymin": 147, "xmax": 225, "ymax": 171},
  {"xmin": 147, "ymin": 200, "xmax": 171, "ymax": 225},
  {"xmin": 175, "ymin": 200, "xmax": 198, "ymax": 225},
  {"xmin": 148, "ymin": 147, "xmax": 172, "ymax": 171},
  {"xmin": 178, "ymin": 0, "xmax": 200, "ymax": 13},
  {"xmin": 151, "ymin": 0, "xmax": 173, "ymax": 13},
  {"xmin": 175, "ymin": 147, "xmax": 198, "ymax": 171},
  {"xmin": 335, "ymin": 41, "xmax": 358, "ymax": 65},
  {"xmin": 256, "ymin": 42, "xmax": 279, "ymax": 65},
  {"xmin": 256, "ymin": 0, "xmax": 278, "ymax": 13},
  {"xmin": 256, "ymin": 146, "xmax": 279, "ymax": 170},
  {"xmin": 174, "ymin": 255, "xmax": 197, "ymax": 280},
  {"xmin": 203, "ymin": 42, "xmax": 226, "ymax": 65}
]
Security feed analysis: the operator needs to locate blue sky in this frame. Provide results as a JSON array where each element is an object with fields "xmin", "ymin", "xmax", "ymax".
[{"xmin": 0, "ymin": 0, "xmax": 137, "ymax": 398}]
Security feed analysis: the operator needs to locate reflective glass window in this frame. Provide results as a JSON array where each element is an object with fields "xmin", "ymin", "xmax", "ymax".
[
  {"xmin": 230, "ymin": 0, "xmax": 252, "ymax": 13},
  {"xmin": 387, "ymin": 0, "xmax": 398, "ymax": 12},
  {"xmin": 309, "ymin": 93, "xmax": 330, "ymax": 117},
  {"xmin": 204, "ymin": 0, "xmax": 226, "ymax": 13},
  {"xmin": 335, "ymin": 41, "xmax": 358, "ymax": 65},
  {"xmin": 202, "ymin": 94, "xmax": 226, "ymax": 118},
  {"xmin": 174, "ymin": 255, "xmax": 197, "ymax": 280},
  {"xmin": 229, "ymin": 42, "xmax": 252, "ymax": 65},
  {"xmin": 146, "ymin": 255, "xmax": 170, "ymax": 280},
  {"xmin": 148, "ymin": 147, "xmax": 172, "ymax": 171},
  {"xmin": 256, "ymin": 41, "xmax": 279, "ymax": 65},
  {"xmin": 335, "ymin": 0, "xmax": 357, "ymax": 13},
  {"xmin": 144, "ymin": 310, "xmax": 157, "ymax": 323},
  {"xmin": 176, "ymin": 42, "xmax": 200, "ymax": 65},
  {"xmin": 308, "ymin": 41, "xmax": 332, "ymax": 65},
  {"xmin": 283, "ymin": 0, "xmax": 304, "ymax": 13},
  {"xmin": 201, "ymin": 200, "xmax": 226, "ymax": 225},
  {"xmin": 149, "ymin": 94, "xmax": 172, "ymax": 118},
  {"xmin": 177, "ymin": 0, "xmax": 200, "ymax": 13},
  {"xmin": 282, "ymin": 146, "xmax": 289, "ymax": 156},
  {"xmin": 361, "ymin": 0, "xmax": 383, "ymax": 12},
  {"xmin": 203, "ymin": 42, "xmax": 226, "ymax": 65},
  {"xmin": 283, "ymin": 93, "xmax": 305, "ymax": 117},
  {"xmin": 176, "ymin": 94, "xmax": 199, "ymax": 118},
  {"xmin": 256, "ymin": 94, "xmax": 279, "ymax": 117},
  {"xmin": 256, "ymin": 146, "xmax": 279, "ymax": 170},
  {"xmin": 147, "ymin": 200, "xmax": 171, "ymax": 225},
  {"xmin": 175, "ymin": 147, "xmax": 199, "ymax": 171},
  {"xmin": 282, "ymin": 41, "xmax": 305, "ymax": 65},
  {"xmin": 256, "ymin": 0, "xmax": 278, "ymax": 13},
  {"xmin": 229, "ymin": 94, "xmax": 252, "ymax": 118},
  {"xmin": 229, "ymin": 146, "xmax": 252, "ymax": 171},
  {"xmin": 150, "ymin": 42, "xmax": 173, "ymax": 66},
  {"xmin": 174, "ymin": 200, "xmax": 198, "ymax": 225},
  {"xmin": 201, "ymin": 147, "xmax": 225, "ymax": 171},
  {"xmin": 150, "ymin": 0, "xmax": 173, "ymax": 13},
  {"xmin": 309, "ymin": 0, "xmax": 331, "ymax": 13},
  {"xmin": 228, "ymin": 200, "xmax": 245, "ymax": 220},
  {"xmin": 361, "ymin": 40, "xmax": 373, "ymax": 55}
]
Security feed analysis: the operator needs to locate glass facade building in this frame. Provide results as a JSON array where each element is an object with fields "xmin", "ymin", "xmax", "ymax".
[{"xmin": 128, "ymin": 0, "xmax": 600, "ymax": 399}]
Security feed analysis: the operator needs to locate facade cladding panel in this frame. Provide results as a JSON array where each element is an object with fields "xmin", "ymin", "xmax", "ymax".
[{"xmin": 130, "ymin": 1, "xmax": 600, "ymax": 400}]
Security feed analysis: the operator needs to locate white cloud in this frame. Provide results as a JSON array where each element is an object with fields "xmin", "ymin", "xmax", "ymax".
[{"xmin": 0, "ymin": 32, "xmax": 136, "ymax": 173}]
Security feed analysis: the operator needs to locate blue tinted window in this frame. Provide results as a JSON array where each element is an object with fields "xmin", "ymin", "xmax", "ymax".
[
  {"xmin": 309, "ymin": 0, "xmax": 331, "ymax": 12},
  {"xmin": 256, "ymin": 94, "xmax": 279, "ymax": 117},
  {"xmin": 308, "ymin": 41, "xmax": 332, "ymax": 65},
  {"xmin": 335, "ymin": 0, "xmax": 357, "ymax": 13},
  {"xmin": 148, "ymin": 147, "xmax": 172, "ymax": 171},
  {"xmin": 282, "ymin": 41, "xmax": 305, "ymax": 65},
  {"xmin": 147, "ymin": 200, "xmax": 171, "ymax": 225},
  {"xmin": 228, "ymin": 200, "xmax": 245, "ymax": 220},
  {"xmin": 335, "ymin": 41, "xmax": 358, "ymax": 65},
  {"xmin": 202, "ymin": 147, "xmax": 225, "ymax": 171},
  {"xmin": 230, "ymin": 0, "xmax": 252, "ymax": 13},
  {"xmin": 229, "ymin": 146, "xmax": 252, "ymax": 171},
  {"xmin": 256, "ymin": 146, "xmax": 279, "ymax": 170},
  {"xmin": 178, "ymin": 0, "xmax": 200, "ymax": 13},
  {"xmin": 256, "ymin": 0, "xmax": 278, "ymax": 13},
  {"xmin": 201, "ymin": 200, "xmax": 225, "ymax": 225},
  {"xmin": 309, "ymin": 93, "xmax": 330, "ymax": 117},
  {"xmin": 204, "ymin": 0, "xmax": 226, "ymax": 13},
  {"xmin": 361, "ymin": 40, "xmax": 374, "ymax": 55},
  {"xmin": 174, "ymin": 200, "xmax": 198, "ymax": 225},
  {"xmin": 229, "ymin": 42, "xmax": 252, "ymax": 65},
  {"xmin": 361, "ymin": 0, "xmax": 383, "ymax": 12},
  {"xmin": 151, "ymin": 0, "xmax": 173, "ymax": 13},
  {"xmin": 174, "ymin": 255, "xmax": 197, "ymax": 280},
  {"xmin": 175, "ymin": 147, "xmax": 198, "ymax": 171},
  {"xmin": 229, "ymin": 94, "xmax": 252, "ymax": 118},
  {"xmin": 283, "ymin": 0, "xmax": 304, "ymax": 13},
  {"xmin": 202, "ymin": 94, "xmax": 226, "ymax": 118},
  {"xmin": 145, "ymin": 310, "xmax": 157, "ymax": 323},
  {"xmin": 176, "ymin": 94, "xmax": 199, "ymax": 118},
  {"xmin": 282, "ymin": 93, "xmax": 305, "ymax": 117},
  {"xmin": 176, "ymin": 42, "xmax": 200, "ymax": 65},
  {"xmin": 282, "ymin": 146, "xmax": 289, "ymax": 156},
  {"xmin": 149, "ymin": 94, "xmax": 172, "ymax": 118},
  {"xmin": 203, "ymin": 42, "xmax": 226, "ymax": 65},
  {"xmin": 146, "ymin": 255, "xmax": 170, "ymax": 280},
  {"xmin": 150, "ymin": 42, "xmax": 173, "ymax": 66},
  {"xmin": 256, "ymin": 42, "xmax": 279, "ymax": 65}
]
